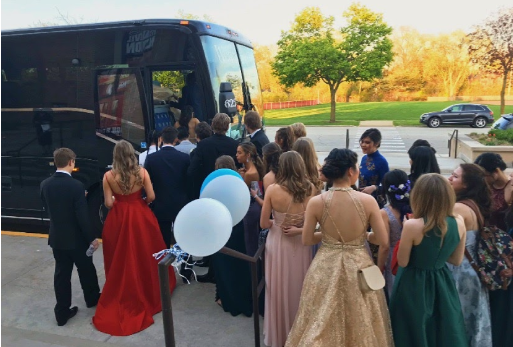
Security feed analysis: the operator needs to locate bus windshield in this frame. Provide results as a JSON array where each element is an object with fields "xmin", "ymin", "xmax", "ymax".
[{"xmin": 201, "ymin": 35, "xmax": 264, "ymax": 137}]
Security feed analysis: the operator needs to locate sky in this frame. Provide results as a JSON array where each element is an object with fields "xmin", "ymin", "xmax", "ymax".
[{"xmin": 1, "ymin": 0, "xmax": 511, "ymax": 45}]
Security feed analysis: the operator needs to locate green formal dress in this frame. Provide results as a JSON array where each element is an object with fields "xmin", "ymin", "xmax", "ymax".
[{"xmin": 390, "ymin": 217, "xmax": 469, "ymax": 347}]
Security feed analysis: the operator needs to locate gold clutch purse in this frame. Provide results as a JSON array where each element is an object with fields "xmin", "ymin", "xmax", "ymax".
[{"xmin": 358, "ymin": 265, "xmax": 385, "ymax": 292}]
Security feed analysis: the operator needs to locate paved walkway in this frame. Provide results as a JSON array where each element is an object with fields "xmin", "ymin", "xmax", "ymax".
[{"xmin": 1, "ymin": 234, "xmax": 264, "ymax": 347}]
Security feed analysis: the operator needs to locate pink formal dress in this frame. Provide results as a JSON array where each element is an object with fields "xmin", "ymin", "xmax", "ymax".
[{"xmin": 264, "ymin": 202, "xmax": 312, "ymax": 347}]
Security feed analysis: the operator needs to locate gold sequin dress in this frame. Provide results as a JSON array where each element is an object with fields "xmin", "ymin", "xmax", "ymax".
[{"xmin": 285, "ymin": 188, "xmax": 394, "ymax": 347}]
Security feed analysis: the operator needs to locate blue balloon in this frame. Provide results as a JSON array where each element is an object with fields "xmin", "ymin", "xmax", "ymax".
[{"xmin": 200, "ymin": 168, "xmax": 243, "ymax": 194}]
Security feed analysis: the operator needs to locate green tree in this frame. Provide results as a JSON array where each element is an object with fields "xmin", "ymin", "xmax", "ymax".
[
  {"xmin": 468, "ymin": 7, "xmax": 513, "ymax": 114},
  {"xmin": 272, "ymin": 4, "xmax": 393, "ymax": 122}
]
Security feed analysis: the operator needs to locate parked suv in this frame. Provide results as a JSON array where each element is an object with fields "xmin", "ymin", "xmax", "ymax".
[{"xmin": 419, "ymin": 104, "xmax": 494, "ymax": 128}]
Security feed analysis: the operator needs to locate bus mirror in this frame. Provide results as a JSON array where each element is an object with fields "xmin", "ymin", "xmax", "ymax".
[{"xmin": 219, "ymin": 82, "xmax": 237, "ymax": 117}]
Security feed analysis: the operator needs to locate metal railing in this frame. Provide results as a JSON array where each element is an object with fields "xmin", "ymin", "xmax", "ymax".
[
  {"xmin": 448, "ymin": 129, "xmax": 459, "ymax": 158},
  {"xmin": 158, "ymin": 241, "xmax": 266, "ymax": 347}
]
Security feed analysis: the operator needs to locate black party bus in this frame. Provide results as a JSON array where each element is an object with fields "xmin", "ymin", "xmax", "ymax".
[{"xmin": 1, "ymin": 19, "xmax": 264, "ymax": 235}]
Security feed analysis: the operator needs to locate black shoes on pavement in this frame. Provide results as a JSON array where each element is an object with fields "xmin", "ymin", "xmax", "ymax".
[{"xmin": 56, "ymin": 306, "xmax": 78, "ymax": 326}]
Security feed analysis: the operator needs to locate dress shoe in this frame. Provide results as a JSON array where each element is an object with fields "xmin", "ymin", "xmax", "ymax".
[
  {"xmin": 56, "ymin": 306, "xmax": 78, "ymax": 326},
  {"xmin": 196, "ymin": 274, "xmax": 215, "ymax": 284}
]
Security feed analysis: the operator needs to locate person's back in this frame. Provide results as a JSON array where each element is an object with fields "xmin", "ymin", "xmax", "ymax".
[
  {"xmin": 286, "ymin": 148, "xmax": 393, "ymax": 347},
  {"xmin": 93, "ymin": 140, "xmax": 175, "ymax": 336},
  {"xmin": 144, "ymin": 127, "xmax": 190, "ymax": 245},
  {"xmin": 188, "ymin": 113, "xmax": 238, "ymax": 198},
  {"xmin": 389, "ymin": 174, "xmax": 468, "ymax": 347},
  {"xmin": 261, "ymin": 151, "xmax": 315, "ymax": 347}
]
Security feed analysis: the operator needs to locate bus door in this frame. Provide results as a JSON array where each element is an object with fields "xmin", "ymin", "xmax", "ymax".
[
  {"xmin": 94, "ymin": 67, "xmax": 149, "ymax": 156},
  {"xmin": 145, "ymin": 63, "xmax": 197, "ymax": 131},
  {"xmin": 91, "ymin": 67, "xmax": 149, "ymax": 237}
]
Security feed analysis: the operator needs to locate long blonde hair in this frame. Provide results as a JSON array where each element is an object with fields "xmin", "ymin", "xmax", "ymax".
[
  {"xmin": 410, "ymin": 173, "xmax": 455, "ymax": 239},
  {"xmin": 112, "ymin": 140, "xmax": 142, "ymax": 194},
  {"xmin": 275, "ymin": 151, "xmax": 312, "ymax": 203},
  {"xmin": 292, "ymin": 137, "xmax": 323, "ymax": 191}
]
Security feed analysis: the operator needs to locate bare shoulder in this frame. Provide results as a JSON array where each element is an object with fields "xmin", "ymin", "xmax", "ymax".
[
  {"xmin": 380, "ymin": 208, "xmax": 389, "ymax": 220},
  {"xmin": 454, "ymin": 214, "xmax": 466, "ymax": 229},
  {"xmin": 306, "ymin": 194, "xmax": 325, "ymax": 215},
  {"xmin": 354, "ymin": 191, "xmax": 379, "ymax": 207},
  {"xmin": 403, "ymin": 218, "xmax": 424, "ymax": 234},
  {"xmin": 245, "ymin": 171, "xmax": 259, "ymax": 182}
]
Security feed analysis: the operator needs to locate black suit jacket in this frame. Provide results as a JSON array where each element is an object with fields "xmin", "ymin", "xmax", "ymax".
[
  {"xmin": 40, "ymin": 172, "xmax": 95, "ymax": 250},
  {"xmin": 187, "ymin": 133, "xmax": 239, "ymax": 198},
  {"xmin": 145, "ymin": 146, "xmax": 190, "ymax": 222},
  {"xmin": 250, "ymin": 129, "xmax": 270, "ymax": 157}
]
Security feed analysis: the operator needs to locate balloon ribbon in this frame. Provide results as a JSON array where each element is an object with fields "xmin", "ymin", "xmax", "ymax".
[{"xmin": 153, "ymin": 244, "xmax": 197, "ymax": 284}]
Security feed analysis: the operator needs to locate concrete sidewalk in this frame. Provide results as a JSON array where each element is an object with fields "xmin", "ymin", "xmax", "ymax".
[{"xmin": 1, "ymin": 234, "xmax": 264, "ymax": 347}]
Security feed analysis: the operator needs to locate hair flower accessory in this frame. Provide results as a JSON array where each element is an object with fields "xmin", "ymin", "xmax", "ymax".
[{"xmin": 388, "ymin": 180, "xmax": 411, "ymax": 201}]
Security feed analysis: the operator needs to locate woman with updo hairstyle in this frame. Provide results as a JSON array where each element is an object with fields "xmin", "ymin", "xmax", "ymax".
[
  {"xmin": 286, "ymin": 148, "xmax": 393, "ymax": 347},
  {"xmin": 236, "ymin": 142, "xmax": 265, "ymax": 257},
  {"xmin": 93, "ymin": 140, "xmax": 176, "ymax": 335},
  {"xmin": 290, "ymin": 122, "xmax": 307, "ymax": 142},
  {"xmin": 262, "ymin": 142, "xmax": 282, "ymax": 192},
  {"xmin": 261, "ymin": 151, "xmax": 316, "ymax": 347},
  {"xmin": 292, "ymin": 137, "xmax": 323, "ymax": 193},
  {"xmin": 275, "ymin": 126, "xmax": 294, "ymax": 153},
  {"xmin": 447, "ymin": 163, "xmax": 493, "ymax": 347},
  {"xmin": 378, "ymin": 169, "xmax": 412, "ymax": 297}
]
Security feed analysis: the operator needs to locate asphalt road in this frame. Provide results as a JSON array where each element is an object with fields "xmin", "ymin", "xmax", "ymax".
[{"xmin": 265, "ymin": 125, "xmax": 489, "ymax": 156}]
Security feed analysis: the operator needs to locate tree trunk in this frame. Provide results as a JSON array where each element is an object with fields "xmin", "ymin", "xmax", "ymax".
[
  {"xmin": 330, "ymin": 87, "xmax": 336, "ymax": 123},
  {"xmin": 500, "ymin": 68, "xmax": 509, "ymax": 115}
]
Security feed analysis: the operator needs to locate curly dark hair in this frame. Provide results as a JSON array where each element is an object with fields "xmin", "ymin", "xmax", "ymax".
[
  {"xmin": 321, "ymin": 148, "xmax": 358, "ymax": 182},
  {"xmin": 457, "ymin": 163, "xmax": 492, "ymax": 219},
  {"xmin": 382, "ymin": 169, "xmax": 412, "ymax": 222},
  {"xmin": 195, "ymin": 121, "xmax": 212, "ymax": 141},
  {"xmin": 359, "ymin": 128, "xmax": 382, "ymax": 148},
  {"xmin": 474, "ymin": 152, "xmax": 507, "ymax": 173}
]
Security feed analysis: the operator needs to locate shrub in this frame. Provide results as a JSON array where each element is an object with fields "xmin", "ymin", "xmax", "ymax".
[{"xmin": 488, "ymin": 128, "xmax": 513, "ymax": 144}]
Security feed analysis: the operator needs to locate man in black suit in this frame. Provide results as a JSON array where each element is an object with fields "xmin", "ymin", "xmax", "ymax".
[
  {"xmin": 187, "ymin": 113, "xmax": 239, "ymax": 282},
  {"xmin": 145, "ymin": 127, "xmax": 190, "ymax": 248},
  {"xmin": 40, "ymin": 148, "xmax": 101, "ymax": 326},
  {"xmin": 188, "ymin": 113, "xmax": 239, "ymax": 199},
  {"xmin": 244, "ymin": 110, "xmax": 269, "ymax": 157}
]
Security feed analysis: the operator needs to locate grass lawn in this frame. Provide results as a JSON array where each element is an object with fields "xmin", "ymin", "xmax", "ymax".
[{"xmin": 263, "ymin": 101, "xmax": 513, "ymax": 126}]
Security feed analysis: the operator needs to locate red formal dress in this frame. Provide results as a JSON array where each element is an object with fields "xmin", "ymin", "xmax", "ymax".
[{"xmin": 93, "ymin": 188, "xmax": 176, "ymax": 336}]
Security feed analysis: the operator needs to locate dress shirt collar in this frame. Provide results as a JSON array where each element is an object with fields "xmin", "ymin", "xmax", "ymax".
[
  {"xmin": 249, "ymin": 128, "xmax": 261, "ymax": 138},
  {"xmin": 55, "ymin": 170, "xmax": 71, "ymax": 176}
]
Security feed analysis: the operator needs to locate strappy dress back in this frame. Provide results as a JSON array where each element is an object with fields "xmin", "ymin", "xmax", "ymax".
[
  {"xmin": 264, "ymin": 194, "xmax": 312, "ymax": 347},
  {"xmin": 285, "ymin": 188, "xmax": 394, "ymax": 347}
]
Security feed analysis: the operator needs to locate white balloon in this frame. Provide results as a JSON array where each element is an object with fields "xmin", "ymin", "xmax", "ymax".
[
  {"xmin": 200, "ymin": 174, "xmax": 250, "ymax": 226},
  {"xmin": 174, "ymin": 198, "xmax": 233, "ymax": 257}
]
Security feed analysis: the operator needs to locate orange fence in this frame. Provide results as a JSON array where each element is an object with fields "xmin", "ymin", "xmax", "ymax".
[{"xmin": 264, "ymin": 100, "xmax": 320, "ymax": 110}]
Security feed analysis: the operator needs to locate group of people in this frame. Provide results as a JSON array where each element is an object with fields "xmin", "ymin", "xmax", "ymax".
[{"xmin": 41, "ymin": 115, "xmax": 512, "ymax": 346}]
